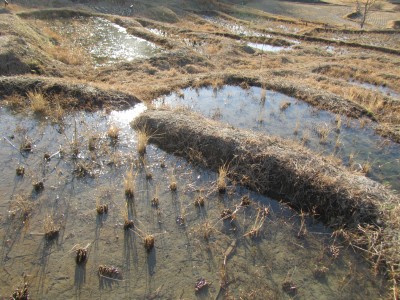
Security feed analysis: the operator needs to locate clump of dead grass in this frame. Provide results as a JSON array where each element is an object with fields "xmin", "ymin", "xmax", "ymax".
[
  {"xmin": 136, "ymin": 130, "xmax": 149, "ymax": 155},
  {"xmin": 3, "ymin": 93, "xmax": 26, "ymax": 112},
  {"xmin": 124, "ymin": 168, "xmax": 135, "ymax": 199},
  {"xmin": 217, "ymin": 165, "xmax": 228, "ymax": 194},
  {"xmin": 107, "ymin": 125, "xmax": 120, "ymax": 141},
  {"xmin": 44, "ymin": 215, "xmax": 59, "ymax": 240},
  {"xmin": 27, "ymin": 90, "xmax": 48, "ymax": 116}
]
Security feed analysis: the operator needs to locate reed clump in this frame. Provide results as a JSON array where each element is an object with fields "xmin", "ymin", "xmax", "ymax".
[
  {"xmin": 137, "ymin": 130, "xmax": 149, "ymax": 155},
  {"xmin": 10, "ymin": 282, "xmax": 29, "ymax": 300},
  {"xmin": 124, "ymin": 168, "xmax": 135, "ymax": 199},
  {"xmin": 169, "ymin": 171, "xmax": 177, "ymax": 191},
  {"xmin": 121, "ymin": 206, "xmax": 134, "ymax": 230},
  {"xmin": 28, "ymin": 90, "xmax": 48, "ymax": 116},
  {"xmin": 217, "ymin": 165, "xmax": 228, "ymax": 194},
  {"xmin": 16, "ymin": 166, "xmax": 25, "ymax": 176},
  {"xmin": 107, "ymin": 125, "xmax": 120, "ymax": 142},
  {"xmin": 144, "ymin": 235, "xmax": 155, "ymax": 252},
  {"xmin": 44, "ymin": 215, "xmax": 59, "ymax": 240},
  {"xmin": 71, "ymin": 243, "xmax": 90, "ymax": 265}
]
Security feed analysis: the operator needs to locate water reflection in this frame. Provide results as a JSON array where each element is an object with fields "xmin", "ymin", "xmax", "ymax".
[
  {"xmin": 0, "ymin": 106, "xmax": 387, "ymax": 299},
  {"xmin": 50, "ymin": 17, "xmax": 161, "ymax": 66},
  {"xmin": 154, "ymin": 85, "xmax": 400, "ymax": 191}
]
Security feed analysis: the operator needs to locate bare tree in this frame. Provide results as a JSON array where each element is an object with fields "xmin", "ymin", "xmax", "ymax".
[{"xmin": 356, "ymin": 0, "xmax": 379, "ymax": 29}]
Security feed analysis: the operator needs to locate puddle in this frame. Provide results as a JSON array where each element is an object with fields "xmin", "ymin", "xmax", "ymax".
[
  {"xmin": 0, "ymin": 103, "xmax": 388, "ymax": 299},
  {"xmin": 204, "ymin": 16, "xmax": 267, "ymax": 37},
  {"xmin": 247, "ymin": 42, "xmax": 288, "ymax": 52},
  {"xmin": 155, "ymin": 86, "xmax": 400, "ymax": 191},
  {"xmin": 350, "ymin": 80, "xmax": 400, "ymax": 100},
  {"xmin": 205, "ymin": 15, "xmax": 301, "ymax": 35},
  {"xmin": 49, "ymin": 17, "xmax": 161, "ymax": 66}
]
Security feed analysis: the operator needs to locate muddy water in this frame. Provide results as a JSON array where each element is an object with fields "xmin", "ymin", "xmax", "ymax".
[
  {"xmin": 155, "ymin": 85, "xmax": 400, "ymax": 191},
  {"xmin": 0, "ymin": 103, "xmax": 388, "ymax": 299},
  {"xmin": 49, "ymin": 17, "xmax": 160, "ymax": 66}
]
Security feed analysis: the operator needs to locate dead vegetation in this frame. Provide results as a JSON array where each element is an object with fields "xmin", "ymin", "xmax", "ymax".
[
  {"xmin": 134, "ymin": 108, "xmax": 400, "ymax": 293},
  {"xmin": 1, "ymin": 1, "xmax": 400, "ymax": 298},
  {"xmin": 124, "ymin": 168, "xmax": 135, "ymax": 199},
  {"xmin": 44, "ymin": 215, "xmax": 60, "ymax": 240}
]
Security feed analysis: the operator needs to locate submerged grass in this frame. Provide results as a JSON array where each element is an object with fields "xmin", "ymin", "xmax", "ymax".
[
  {"xmin": 134, "ymin": 109, "xmax": 400, "ymax": 295},
  {"xmin": 124, "ymin": 167, "xmax": 135, "ymax": 199},
  {"xmin": 217, "ymin": 165, "xmax": 228, "ymax": 194}
]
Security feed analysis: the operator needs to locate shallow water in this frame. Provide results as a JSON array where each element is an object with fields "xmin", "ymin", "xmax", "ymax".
[
  {"xmin": 155, "ymin": 85, "xmax": 400, "ymax": 191},
  {"xmin": 350, "ymin": 80, "xmax": 400, "ymax": 100},
  {"xmin": 50, "ymin": 17, "xmax": 160, "ymax": 66},
  {"xmin": 247, "ymin": 42, "xmax": 289, "ymax": 52},
  {"xmin": 0, "ymin": 104, "xmax": 388, "ymax": 299}
]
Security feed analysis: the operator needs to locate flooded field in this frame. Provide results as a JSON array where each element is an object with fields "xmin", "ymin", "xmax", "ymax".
[
  {"xmin": 247, "ymin": 42, "xmax": 289, "ymax": 52},
  {"xmin": 155, "ymin": 86, "xmax": 400, "ymax": 191},
  {"xmin": 205, "ymin": 15, "xmax": 302, "ymax": 34},
  {"xmin": 311, "ymin": 32, "xmax": 400, "ymax": 51},
  {"xmin": 48, "ymin": 17, "xmax": 160, "ymax": 66},
  {"xmin": 350, "ymin": 80, "xmax": 400, "ymax": 100},
  {"xmin": 0, "ymin": 103, "xmax": 388, "ymax": 299}
]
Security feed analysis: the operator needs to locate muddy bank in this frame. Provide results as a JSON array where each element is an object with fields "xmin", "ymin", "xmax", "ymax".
[
  {"xmin": 0, "ymin": 76, "xmax": 140, "ymax": 110},
  {"xmin": 133, "ymin": 108, "xmax": 399, "ymax": 277}
]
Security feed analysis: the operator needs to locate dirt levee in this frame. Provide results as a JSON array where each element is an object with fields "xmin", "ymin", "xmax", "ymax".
[
  {"xmin": 134, "ymin": 108, "xmax": 399, "ymax": 273},
  {"xmin": 0, "ymin": 76, "xmax": 140, "ymax": 110}
]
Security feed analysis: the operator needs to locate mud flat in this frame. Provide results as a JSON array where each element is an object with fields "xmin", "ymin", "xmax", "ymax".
[{"xmin": 133, "ymin": 108, "xmax": 400, "ymax": 287}]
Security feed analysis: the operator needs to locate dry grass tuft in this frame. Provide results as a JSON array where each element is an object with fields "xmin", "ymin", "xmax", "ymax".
[
  {"xmin": 136, "ymin": 130, "xmax": 149, "ymax": 155},
  {"xmin": 315, "ymin": 124, "xmax": 330, "ymax": 144},
  {"xmin": 121, "ymin": 205, "xmax": 134, "ymax": 230},
  {"xmin": 217, "ymin": 165, "xmax": 228, "ymax": 194},
  {"xmin": 124, "ymin": 168, "xmax": 135, "ymax": 199},
  {"xmin": 9, "ymin": 194, "xmax": 33, "ymax": 224},
  {"xmin": 96, "ymin": 198, "xmax": 108, "ymax": 215},
  {"xmin": 20, "ymin": 136, "xmax": 32, "ymax": 152},
  {"xmin": 361, "ymin": 161, "xmax": 371, "ymax": 174},
  {"xmin": 44, "ymin": 215, "xmax": 59, "ymax": 240},
  {"xmin": 107, "ymin": 125, "xmax": 120, "ymax": 141},
  {"xmin": 280, "ymin": 101, "xmax": 291, "ymax": 111},
  {"xmin": 169, "ymin": 171, "xmax": 177, "ymax": 191},
  {"xmin": 3, "ymin": 93, "xmax": 26, "ymax": 112},
  {"xmin": 244, "ymin": 207, "xmax": 268, "ymax": 238},
  {"xmin": 144, "ymin": 235, "xmax": 155, "ymax": 252},
  {"xmin": 27, "ymin": 91, "xmax": 48, "ymax": 116}
]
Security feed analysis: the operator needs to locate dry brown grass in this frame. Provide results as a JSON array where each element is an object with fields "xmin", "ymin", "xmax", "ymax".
[
  {"xmin": 3, "ymin": 93, "xmax": 26, "ymax": 112},
  {"xmin": 107, "ymin": 125, "xmax": 120, "ymax": 141},
  {"xmin": 28, "ymin": 90, "xmax": 48, "ymax": 116},
  {"xmin": 46, "ymin": 44, "xmax": 88, "ymax": 65},
  {"xmin": 136, "ymin": 130, "xmax": 149, "ymax": 155},
  {"xmin": 44, "ymin": 215, "xmax": 59, "ymax": 240},
  {"xmin": 217, "ymin": 165, "xmax": 228, "ymax": 193},
  {"xmin": 134, "ymin": 109, "xmax": 400, "ymax": 296},
  {"xmin": 124, "ymin": 168, "xmax": 135, "ymax": 199}
]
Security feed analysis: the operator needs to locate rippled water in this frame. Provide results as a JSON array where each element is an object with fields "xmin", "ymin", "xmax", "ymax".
[
  {"xmin": 51, "ymin": 17, "xmax": 160, "ymax": 66},
  {"xmin": 0, "ymin": 103, "xmax": 387, "ymax": 299},
  {"xmin": 154, "ymin": 85, "xmax": 400, "ymax": 191}
]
